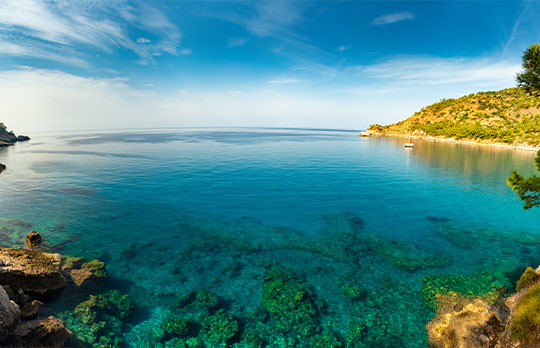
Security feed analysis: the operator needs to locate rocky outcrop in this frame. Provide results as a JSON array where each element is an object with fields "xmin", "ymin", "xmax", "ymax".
[
  {"xmin": 0, "ymin": 164, "xmax": 5, "ymax": 173},
  {"xmin": 20, "ymin": 300, "xmax": 43, "ymax": 319},
  {"xmin": 16, "ymin": 135, "xmax": 30, "ymax": 142},
  {"xmin": 0, "ymin": 248, "xmax": 66, "ymax": 293},
  {"xmin": 427, "ymin": 266, "xmax": 540, "ymax": 348},
  {"xmin": 0, "ymin": 125, "xmax": 30, "ymax": 146},
  {"xmin": 24, "ymin": 231, "xmax": 42, "ymax": 251},
  {"xmin": 426, "ymin": 295, "xmax": 505, "ymax": 348},
  {"xmin": 0, "ymin": 286, "xmax": 20, "ymax": 342},
  {"xmin": 3, "ymin": 316, "xmax": 72, "ymax": 348}
]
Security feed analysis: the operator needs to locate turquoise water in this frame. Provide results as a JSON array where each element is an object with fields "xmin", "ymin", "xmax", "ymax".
[{"xmin": 1, "ymin": 128, "xmax": 540, "ymax": 347}]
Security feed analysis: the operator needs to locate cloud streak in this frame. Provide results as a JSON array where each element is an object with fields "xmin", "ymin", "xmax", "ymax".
[
  {"xmin": 371, "ymin": 11, "xmax": 415, "ymax": 26},
  {"xmin": 358, "ymin": 56, "xmax": 519, "ymax": 87},
  {"xmin": 0, "ymin": 0, "xmax": 185, "ymax": 67}
]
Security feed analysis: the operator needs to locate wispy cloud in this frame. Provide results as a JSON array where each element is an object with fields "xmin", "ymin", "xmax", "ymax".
[
  {"xmin": 213, "ymin": 1, "xmax": 335, "ymax": 63},
  {"xmin": 228, "ymin": 37, "xmax": 248, "ymax": 48},
  {"xmin": 371, "ymin": 11, "xmax": 415, "ymax": 26},
  {"xmin": 0, "ymin": 0, "xmax": 185, "ymax": 67},
  {"xmin": 266, "ymin": 78, "xmax": 300, "ymax": 84},
  {"xmin": 137, "ymin": 37, "xmax": 151, "ymax": 44},
  {"xmin": 337, "ymin": 45, "xmax": 351, "ymax": 52},
  {"xmin": 358, "ymin": 56, "xmax": 519, "ymax": 87},
  {"xmin": 501, "ymin": 0, "xmax": 529, "ymax": 60}
]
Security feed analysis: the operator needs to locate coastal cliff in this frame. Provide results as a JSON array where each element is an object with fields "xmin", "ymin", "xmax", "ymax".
[{"xmin": 368, "ymin": 87, "xmax": 540, "ymax": 149}]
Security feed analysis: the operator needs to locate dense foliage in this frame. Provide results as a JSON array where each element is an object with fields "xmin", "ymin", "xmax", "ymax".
[
  {"xmin": 517, "ymin": 43, "xmax": 540, "ymax": 92},
  {"xmin": 507, "ymin": 150, "xmax": 540, "ymax": 209}
]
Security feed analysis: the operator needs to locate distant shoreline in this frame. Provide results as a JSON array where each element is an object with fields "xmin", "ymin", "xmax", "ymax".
[{"xmin": 372, "ymin": 133, "xmax": 540, "ymax": 152}]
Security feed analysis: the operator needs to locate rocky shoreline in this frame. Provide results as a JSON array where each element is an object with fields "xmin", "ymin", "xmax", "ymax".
[
  {"xmin": 366, "ymin": 132, "xmax": 540, "ymax": 152},
  {"xmin": 0, "ymin": 231, "xmax": 115, "ymax": 348}
]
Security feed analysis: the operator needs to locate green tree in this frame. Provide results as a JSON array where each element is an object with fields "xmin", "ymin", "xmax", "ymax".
[
  {"xmin": 0, "ymin": 122, "xmax": 5, "ymax": 131},
  {"xmin": 517, "ymin": 43, "xmax": 540, "ymax": 92},
  {"xmin": 507, "ymin": 150, "xmax": 540, "ymax": 209}
]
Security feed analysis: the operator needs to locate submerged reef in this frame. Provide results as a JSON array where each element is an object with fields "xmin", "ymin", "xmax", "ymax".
[
  {"xmin": 60, "ymin": 290, "xmax": 135, "ymax": 348},
  {"xmin": 4, "ymin": 212, "xmax": 540, "ymax": 348},
  {"xmin": 421, "ymin": 270, "xmax": 512, "ymax": 311},
  {"xmin": 261, "ymin": 266, "xmax": 320, "ymax": 337}
]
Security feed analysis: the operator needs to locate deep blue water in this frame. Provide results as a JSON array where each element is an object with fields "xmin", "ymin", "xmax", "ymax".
[{"xmin": 1, "ymin": 128, "xmax": 539, "ymax": 347}]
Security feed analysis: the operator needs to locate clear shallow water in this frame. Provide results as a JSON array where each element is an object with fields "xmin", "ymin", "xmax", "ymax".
[{"xmin": 1, "ymin": 128, "xmax": 540, "ymax": 347}]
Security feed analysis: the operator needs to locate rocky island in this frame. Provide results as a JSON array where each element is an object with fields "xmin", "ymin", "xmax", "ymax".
[
  {"xmin": 0, "ymin": 123, "xmax": 30, "ymax": 146},
  {"xmin": 0, "ymin": 122, "xmax": 30, "ymax": 174}
]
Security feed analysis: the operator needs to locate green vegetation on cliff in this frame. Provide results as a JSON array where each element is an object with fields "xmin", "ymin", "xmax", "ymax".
[
  {"xmin": 369, "ymin": 87, "xmax": 540, "ymax": 145},
  {"xmin": 370, "ymin": 44, "xmax": 540, "ymax": 147}
]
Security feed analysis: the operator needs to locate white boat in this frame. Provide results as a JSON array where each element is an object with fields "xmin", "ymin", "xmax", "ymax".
[
  {"xmin": 404, "ymin": 129, "xmax": 414, "ymax": 148},
  {"xmin": 359, "ymin": 131, "xmax": 371, "ymax": 137}
]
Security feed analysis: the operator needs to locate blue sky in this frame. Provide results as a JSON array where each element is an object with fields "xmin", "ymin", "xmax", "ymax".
[{"xmin": 0, "ymin": 0, "xmax": 539, "ymax": 131}]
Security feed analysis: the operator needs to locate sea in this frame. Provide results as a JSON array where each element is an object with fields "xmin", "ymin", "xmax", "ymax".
[{"xmin": 1, "ymin": 128, "xmax": 539, "ymax": 348}]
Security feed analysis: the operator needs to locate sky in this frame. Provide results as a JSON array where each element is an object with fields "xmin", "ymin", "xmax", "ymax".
[{"xmin": 0, "ymin": 0, "xmax": 539, "ymax": 132}]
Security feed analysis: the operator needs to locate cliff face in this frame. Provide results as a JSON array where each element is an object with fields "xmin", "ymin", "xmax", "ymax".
[{"xmin": 368, "ymin": 87, "xmax": 540, "ymax": 147}]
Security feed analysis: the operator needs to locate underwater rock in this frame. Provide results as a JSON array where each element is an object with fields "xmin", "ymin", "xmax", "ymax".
[
  {"xmin": 3, "ymin": 316, "xmax": 72, "ymax": 348},
  {"xmin": 0, "ymin": 285, "xmax": 20, "ymax": 341},
  {"xmin": 24, "ymin": 231, "xmax": 42, "ymax": 250},
  {"xmin": 426, "ymin": 295, "xmax": 505, "ymax": 348},
  {"xmin": 69, "ymin": 269, "xmax": 94, "ymax": 287},
  {"xmin": 200, "ymin": 309, "xmax": 239, "ymax": 345},
  {"xmin": 60, "ymin": 255, "xmax": 85, "ymax": 271},
  {"xmin": 20, "ymin": 299, "xmax": 43, "ymax": 319},
  {"xmin": 80, "ymin": 259, "xmax": 108, "ymax": 278},
  {"xmin": 0, "ymin": 248, "xmax": 66, "ymax": 293},
  {"xmin": 261, "ymin": 266, "xmax": 320, "ymax": 337},
  {"xmin": 64, "ymin": 258, "xmax": 108, "ymax": 287},
  {"xmin": 340, "ymin": 284, "xmax": 367, "ymax": 301},
  {"xmin": 0, "ymin": 163, "xmax": 5, "ymax": 173},
  {"xmin": 61, "ymin": 289, "xmax": 134, "ymax": 348}
]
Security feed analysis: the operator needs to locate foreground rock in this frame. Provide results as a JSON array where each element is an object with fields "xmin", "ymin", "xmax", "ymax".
[
  {"xmin": 427, "ymin": 266, "xmax": 540, "ymax": 348},
  {"xmin": 20, "ymin": 300, "xmax": 43, "ymax": 319},
  {"xmin": 0, "ymin": 164, "xmax": 5, "ymax": 173},
  {"xmin": 0, "ymin": 286, "xmax": 20, "ymax": 341},
  {"xmin": 3, "ymin": 316, "xmax": 72, "ymax": 348},
  {"xmin": 426, "ymin": 295, "xmax": 505, "ymax": 348},
  {"xmin": 0, "ymin": 248, "xmax": 66, "ymax": 293}
]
